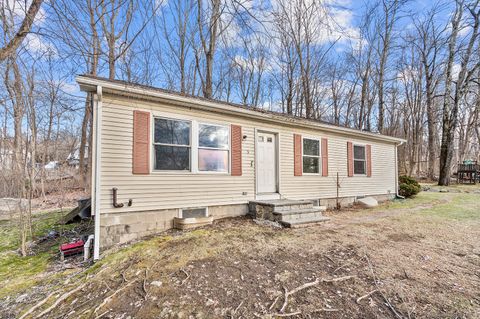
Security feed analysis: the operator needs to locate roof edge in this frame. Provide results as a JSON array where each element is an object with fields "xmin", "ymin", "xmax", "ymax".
[{"xmin": 76, "ymin": 75, "xmax": 407, "ymax": 144}]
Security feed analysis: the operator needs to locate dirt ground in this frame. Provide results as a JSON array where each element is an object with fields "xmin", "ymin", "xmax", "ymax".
[{"xmin": 1, "ymin": 187, "xmax": 480, "ymax": 319}]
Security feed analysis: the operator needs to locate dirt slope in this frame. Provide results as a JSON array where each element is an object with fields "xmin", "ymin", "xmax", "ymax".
[{"xmin": 3, "ymin": 190, "xmax": 480, "ymax": 319}]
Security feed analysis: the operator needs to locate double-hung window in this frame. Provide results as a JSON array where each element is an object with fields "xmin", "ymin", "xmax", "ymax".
[
  {"xmin": 198, "ymin": 124, "xmax": 229, "ymax": 172},
  {"xmin": 154, "ymin": 118, "xmax": 191, "ymax": 170},
  {"xmin": 353, "ymin": 145, "xmax": 366, "ymax": 175},
  {"xmin": 302, "ymin": 138, "xmax": 320, "ymax": 174}
]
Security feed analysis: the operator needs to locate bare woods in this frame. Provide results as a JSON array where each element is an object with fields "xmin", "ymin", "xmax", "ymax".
[{"xmin": 1, "ymin": 0, "xmax": 480, "ymax": 205}]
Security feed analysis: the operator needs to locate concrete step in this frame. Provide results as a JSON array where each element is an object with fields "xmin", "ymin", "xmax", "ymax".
[
  {"xmin": 249, "ymin": 199, "xmax": 314, "ymax": 215},
  {"xmin": 273, "ymin": 206, "xmax": 327, "ymax": 215},
  {"xmin": 272, "ymin": 207, "xmax": 327, "ymax": 222},
  {"xmin": 280, "ymin": 216, "xmax": 330, "ymax": 228}
]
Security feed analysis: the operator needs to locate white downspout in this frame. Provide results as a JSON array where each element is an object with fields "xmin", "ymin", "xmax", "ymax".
[
  {"xmin": 395, "ymin": 140, "xmax": 405, "ymax": 198},
  {"xmin": 93, "ymin": 86, "xmax": 102, "ymax": 261}
]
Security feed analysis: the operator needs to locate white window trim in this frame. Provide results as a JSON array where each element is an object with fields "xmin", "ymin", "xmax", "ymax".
[
  {"xmin": 150, "ymin": 114, "xmax": 230, "ymax": 175},
  {"xmin": 302, "ymin": 136, "xmax": 321, "ymax": 175},
  {"xmin": 353, "ymin": 143, "xmax": 367, "ymax": 176},
  {"xmin": 197, "ymin": 122, "xmax": 231, "ymax": 174},
  {"xmin": 152, "ymin": 116, "xmax": 192, "ymax": 173}
]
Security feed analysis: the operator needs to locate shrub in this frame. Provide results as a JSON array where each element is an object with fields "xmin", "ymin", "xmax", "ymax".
[{"xmin": 398, "ymin": 175, "xmax": 421, "ymax": 198}]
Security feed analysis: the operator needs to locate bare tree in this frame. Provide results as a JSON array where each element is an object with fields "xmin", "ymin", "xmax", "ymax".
[
  {"xmin": 157, "ymin": 0, "xmax": 196, "ymax": 93},
  {"xmin": 195, "ymin": 0, "xmax": 223, "ymax": 98},
  {"xmin": 412, "ymin": 4, "xmax": 445, "ymax": 179},
  {"xmin": 97, "ymin": 0, "xmax": 134, "ymax": 80},
  {"xmin": 439, "ymin": 0, "xmax": 480, "ymax": 185},
  {"xmin": 0, "ymin": 0, "xmax": 44, "ymax": 61},
  {"xmin": 375, "ymin": 0, "xmax": 405, "ymax": 133}
]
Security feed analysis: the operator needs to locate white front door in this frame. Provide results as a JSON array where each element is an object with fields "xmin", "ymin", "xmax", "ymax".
[{"xmin": 257, "ymin": 132, "xmax": 277, "ymax": 193}]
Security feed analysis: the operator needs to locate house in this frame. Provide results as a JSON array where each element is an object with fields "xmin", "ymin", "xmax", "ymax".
[
  {"xmin": 66, "ymin": 146, "xmax": 88, "ymax": 168},
  {"xmin": 76, "ymin": 75, "xmax": 406, "ymax": 260}
]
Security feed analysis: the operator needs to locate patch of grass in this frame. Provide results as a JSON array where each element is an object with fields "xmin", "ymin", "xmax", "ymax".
[
  {"xmin": 0, "ymin": 209, "xmax": 80, "ymax": 298},
  {"xmin": 0, "ymin": 219, "xmax": 19, "ymax": 252},
  {"xmin": 0, "ymin": 210, "xmax": 76, "ymax": 254},
  {"xmin": 418, "ymin": 193, "xmax": 480, "ymax": 221},
  {"xmin": 0, "ymin": 252, "xmax": 51, "ymax": 299},
  {"xmin": 421, "ymin": 182, "xmax": 480, "ymax": 192},
  {"xmin": 91, "ymin": 235, "xmax": 174, "ymax": 273},
  {"xmin": 372, "ymin": 192, "xmax": 444, "ymax": 212}
]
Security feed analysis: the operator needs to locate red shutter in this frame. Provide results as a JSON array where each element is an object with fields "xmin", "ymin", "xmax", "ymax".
[
  {"xmin": 366, "ymin": 144, "xmax": 372, "ymax": 177},
  {"xmin": 321, "ymin": 138, "xmax": 328, "ymax": 177},
  {"xmin": 294, "ymin": 134, "xmax": 302, "ymax": 176},
  {"xmin": 347, "ymin": 141, "xmax": 354, "ymax": 177},
  {"xmin": 132, "ymin": 110, "xmax": 150, "ymax": 174},
  {"xmin": 231, "ymin": 125, "xmax": 242, "ymax": 176}
]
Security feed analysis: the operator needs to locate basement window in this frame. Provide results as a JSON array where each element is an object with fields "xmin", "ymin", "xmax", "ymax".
[
  {"xmin": 353, "ymin": 145, "xmax": 366, "ymax": 175},
  {"xmin": 181, "ymin": 207, "xmax": 208, "ymax": 218},
  {"xmin": 303, "ymin": 138, "xmax": 320, "ymax": 174}
]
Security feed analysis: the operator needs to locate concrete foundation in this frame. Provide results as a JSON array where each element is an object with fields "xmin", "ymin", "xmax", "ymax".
[
  {"xmin": 100, "ymin": 204, "xmax": 248, "ymax": 248},
  {"xmin": 99, "ymin": 194, "xmax": 393, "ymax": 248},
  {"xmin": 319, "ymin": 193, "xmax": 395, "ymax": 209}
]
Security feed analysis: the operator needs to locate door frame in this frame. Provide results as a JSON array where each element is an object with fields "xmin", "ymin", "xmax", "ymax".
[{"xmin": 254, "ymin": 128, "xmax": 280, "ymax": 197}]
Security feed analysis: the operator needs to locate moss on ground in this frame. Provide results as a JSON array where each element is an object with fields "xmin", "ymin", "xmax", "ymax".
[{"xmin": 0, "ymin": 210, "xmax": 82, "ymax": 299}]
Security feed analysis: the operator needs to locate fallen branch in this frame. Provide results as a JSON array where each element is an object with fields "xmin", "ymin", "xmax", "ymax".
[
  {"xmin": 142, "ymin": 269, "xmax": 148, "ymax": 300},
  {"xmin": 273, "ymin": 311, "xmax": 302, "ymax": 317},
  {"xmin": 34, "ymin": 282, "xmax": 88, "ymax": 318},
  {"xmin": 278, "ymin": 275, "xmax": 355, "ymax": 313},
  {"xmin": 95, "ymin": 310, "xmax": 110, "ymax": 319},
  {"xmin": 93, "ymin": 280, "xmax": 137, "ymax": 315},
  {"xmin": 21, "ymin": 266, "xmax": 106, "ymax": 319},
  {"xmin": 269, "ymin": 295, "xmax": 281, "ymax": 310},
  {"xmin": 231, "ymin": 300, "xmax": 244, "ymax": 317},
  {"xmin": 365, "ymin": 254, "xmax": 404, "ymax": 319},
  {"xmin": 322, "ymin": 275, "xmax": 356, "ymax": 283},
  {"xmin": 323, "ymin": 254, "xmax": 335, "ymax": 263},
  {"xmin": 356, "ymin": 289, "xmax": 378, "ymax": 303},
  {"xmin": 19, "ymin": 292, "xmax": 57, "ymax": 319},
  {"xmin": 180, "ymin": 268, "xmax": 190, "ymax": 285},
  {"xmin": 333, "ymin": 258, "xmax": 355, "ymax": 273},
  {"xmin": 314, "ymin": 308, "xmax": 340, "ymax": 312}
]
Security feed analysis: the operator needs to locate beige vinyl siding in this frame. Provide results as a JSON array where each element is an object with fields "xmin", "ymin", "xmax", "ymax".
[
  {"xmin": 99, "ymin": 94, "xmax": 397, "ymax": 214},
  {"xmin": 280, "ymin": 132, "xmax": 396, "ymax": 199}
]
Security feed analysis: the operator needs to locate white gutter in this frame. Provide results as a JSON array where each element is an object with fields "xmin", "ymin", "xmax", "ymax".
[
  {"xmin": 92, "ymin": 85, "xmax": 102, "ymax": 260},
  {"xmin": 76, "ymin": 76, "xmax": 406, "ymax": 145},
  {"xmin": 394, "ymin": 140, "xmax": 405, "ymax": 198}
]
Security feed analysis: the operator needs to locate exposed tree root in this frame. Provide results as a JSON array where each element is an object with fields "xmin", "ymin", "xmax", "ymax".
[{"xmin": 34, "ymin": 282, "xmax": 88, "ymax": 318}]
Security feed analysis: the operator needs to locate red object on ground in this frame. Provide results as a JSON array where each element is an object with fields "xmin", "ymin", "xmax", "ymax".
[
  {"xmin": 60, "ymin": 240, "xmax": 85, "ymax": 260},
  {"xmin": 60, "ymin": 240, "xmax": 84, "ymax": 251}
]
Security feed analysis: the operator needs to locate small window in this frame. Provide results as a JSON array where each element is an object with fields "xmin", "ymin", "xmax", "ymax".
[
  {"xmin": 181, "ymin": 207, "xmax": 208, "ymax": 218},
  {"xmin": 303, "ymin": 138, "xmax": 320, "ymax": 174},
  {"xmin": 154, "ymin": 118, "xmax": 191, "ymax": 170},
  {"xmin": 198, "ymin": 124, "xmax": 229, "ymax": 172},
  {"xmin": 353, "ymin": 145, "xmax": 366, "ymax": 175}
]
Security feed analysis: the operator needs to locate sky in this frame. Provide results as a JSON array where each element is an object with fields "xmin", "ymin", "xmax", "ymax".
[
  {"xmin": 19, "ymin": 0, "xmax": 440, "ymax": 87},
  {"xmin": 0, "ymin": 0, "xmax": 461, "ymax": 133}
]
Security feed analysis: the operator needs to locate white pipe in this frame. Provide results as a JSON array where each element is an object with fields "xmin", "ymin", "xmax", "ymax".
[
  {"xmin": 395, "ymin": 140, "xmax": 405, "ymax": 198},
  {"xmin": 93, "ymin": 85, "xmax": 103, "ymax": 260},
  {"xmin": 84, "ymin": 234, "xmax": 94, "ymax": 261}
]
